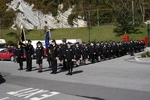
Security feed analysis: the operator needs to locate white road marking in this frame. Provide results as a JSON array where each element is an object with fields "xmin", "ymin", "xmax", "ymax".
[
  {"xmin": 30, "ymin": 92, "xmax": 60, "ymax": 100},
  {"xmin": 7, "ymin": 88, "xmax": 33, "ymax": 95},
  {"xmin": 0, "ymin": 97, "xmax": 10, "ymax": 100},
  {"xmin": 6, "ymin": 88, "xmax": 60, "ymax": 100},
  {"xmin": 24, "ymin": 89, "xmax": 49, "ymax": 98}
]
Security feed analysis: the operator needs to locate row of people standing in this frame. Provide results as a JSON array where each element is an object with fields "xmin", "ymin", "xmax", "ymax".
[
  {"xmin": 46, "ymin": 39, "xmax": 145, "ymax": 75},
  {"xmin": 47, "ymin": 39, "xmax": 74, "ymax": 75},
  {"xmin": 45, "ymin": 39, "xmax": 146, "ymax": 74},
  {"xmin": 86, "ymin": 40, "xmax": 145, "ymax": 62},
  {"xmin": 15, "ymin": 40, "xmax": 43, "ymax": 72},
  {"xmin": 15, "ymin": 39, "xmax": 145, "ymax": 75},
  {"xmin": 15, "ymin": 39, "xmax": 74, "ymax": 75}
]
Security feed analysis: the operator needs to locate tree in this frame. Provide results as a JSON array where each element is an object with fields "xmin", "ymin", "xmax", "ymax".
[
  {"xmin": 114, "ymin": 8, "xmax": 134, "ymax": 35},
  {"xmin": 103, "ymin": 0, "xmax": 140, "ymax": 35}
]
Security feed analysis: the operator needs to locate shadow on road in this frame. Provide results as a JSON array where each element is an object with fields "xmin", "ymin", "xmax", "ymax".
[
  {"xmin": 0, "ymin": 73, "xmax": 6, "ymax": 84},
  {"xmin": 72, "ymin": 70, "xmax": 83, "ymax": 75},
  {"xmin": 76, "ymin": 95, "xmax": 105, "ymax": 100}
]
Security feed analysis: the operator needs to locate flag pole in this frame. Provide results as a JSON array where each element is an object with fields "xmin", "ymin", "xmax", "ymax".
[
  {"xmin": 20, "ymin": 24, "xmax": 26, "ymax": 44},
  {"xmin": 23, "ymin": 28, "xmax": 26, "ymax": 44}
]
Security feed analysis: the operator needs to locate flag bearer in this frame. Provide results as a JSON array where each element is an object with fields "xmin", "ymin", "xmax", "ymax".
[
  {"xmin": 15, "ymin": 44, "xmax": 24, "ymax": 70},
  {"xmin": 25, "ymin": 40, "xmax": 34, "ymax": 71}
]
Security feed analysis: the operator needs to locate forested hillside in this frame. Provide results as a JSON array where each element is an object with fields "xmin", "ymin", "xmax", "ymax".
[
  {"xmin": 0, "ymin": 0, "xmax": 149, "ymax": 44},
  {"xmin": 0, "ymin": 0, "xmax": 15, "ymax": 28},
  {"xmin": 23, "ymin": 0, "xmax": 150, "ymax": 26},
  {"xmin": 0, "ymin": 0, "xmax": 150, "ymax": 33}
]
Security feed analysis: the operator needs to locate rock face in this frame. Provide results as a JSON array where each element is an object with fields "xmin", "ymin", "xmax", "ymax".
[{"xmin": 7, "ymin": 0, "xmax": 87, "ymax": 29}]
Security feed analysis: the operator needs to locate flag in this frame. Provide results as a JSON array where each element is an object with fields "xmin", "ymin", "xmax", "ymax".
[
  {"xmin": 21, "ymin": 28, "xmax": 26, "ymax": 42},
  {"xmin": 45, "ymin": 29, "xmax": 51, "ymax": 48}
]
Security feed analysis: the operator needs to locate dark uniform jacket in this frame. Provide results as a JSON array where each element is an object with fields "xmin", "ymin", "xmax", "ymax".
[
  {"xmin": 82, "ymin": 45, "xmax": 89, "ymax": 59},
  {"xmin": 89, "ymin": 45, "xmax": 96, "ymax": 55},
  {"xmin": 15, "ymin": 46, "xmax": 24, "ymax": 58},
  {"xmin": 47, "ymin": 46, "xmax": 52, "ymax": 61},
  {"xmin": 25, "ymin": 44, "xmax": 34, "ymax": 57},
  {"xmin": 15, "ymin": 46, "xmax": 24, "ymax": 63},
  {"xmin": 65, "ymin": 47, "xmax": 74, "ymax": 60},
  {"xmin": 61, "ymin": 43, "xmax": 67, "ymax": 58},
  {"xmin": 36, "ymin": 46, "xmax": 44, "ymax": 58},
  {"xmin": 58, "ymin": 45, "xmax": 63, "ymax": 60},
  {"xmin": 95, "ymin": 44, "xmax": 100, "ymax": 56},
  {"xmin": 51, "ymin": 45, "xmax": 58, "ymax": 59},
  {"xmin": 74, "ymin": 46, "xmax": 81, "ymax": 59}
]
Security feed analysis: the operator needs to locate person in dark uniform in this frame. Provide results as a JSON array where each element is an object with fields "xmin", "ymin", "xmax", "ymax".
[
  {"xmin": 65, "ymin": 42, "xmax": 74, "ymax": 75},
  {"xmin": 36, "ymin": 41, "xmax": 44, "ymax": 73},
  {"xmin": 89, "ymin": 42, "xmax": 96, "ymax": 63},
  {"xmin": 46, "ymin": 45, "xmax": 52, "ymax": 68},
  {"xmin": 82, "ymin": 43, "xmax": 89, "ymax": 65},
  {"xmin": 102, "ymin": 42, "xmax": 107, "ymax": 60},
  {"xmin": 15, "ymin": 44, "xmax": 24, "ymax": 70},
  {"xmin": 115, "ymin": 42, "xmax": 120, "ymax": 57},
  {"xmin": 95, "ymin": 42, "xmax": 101, "ymax": 62},
  {"xmin": 74, "ymin": 42, "xmax": 82, "ymax": 67},
  {"xmin": 106, "ymin": 42, "xmax": 111, "ymax": 59},
  {"xmin": 112, "ymin": 42, "xmax": 117, "ymax": 58},
  {"xmin": 25, "ymin": 40, "xmax": 34, "ymax": 71},
  {"xmin": 51, "ymin": 39, "xmax": 59, "ymax": 74},
  {"xmin": 129, "ymin": 41, "xmax": 134, "ymax": 56},
  {"xmin": 61, "ymin": 38, "xmax": 67, "ymax": 70},
  {"xmin": 99, "ymin": 42, "xmax": 103, "ymax": 60},
  {"xmin": 58, "ymin": 44, "xmax": 63, "ymax": 66}
]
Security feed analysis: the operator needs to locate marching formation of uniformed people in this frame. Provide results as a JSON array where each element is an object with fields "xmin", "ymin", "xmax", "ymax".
[{"xmin": 14, "ymin": 38, "xmax": 145, "ymax": 75}]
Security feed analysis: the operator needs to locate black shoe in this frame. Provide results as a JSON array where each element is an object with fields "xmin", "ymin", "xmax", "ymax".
[
  {"xmin": 66, "ymin": 73, "xmax": 70, "ymax": 75},
  {"xmin": 26, "ymin": 70, "xmax": 31, "ymax": 72},
  {"xmin": 59, "ymin": 64, "xmax": 63, "ymax": 66},
  {"xmin": 70, "ymin": 73, "xmax": 72, "ymax": 75},
  {"xmin": 18, "ymin": 68, "xmax": 23, "ymax": 70},
  {"xmin": 51, "ymin": 72, "xmax": 54, "ymax": 74},
  {"xmin": 49, "ymin": 66, "xmax": 52, "ymax": 68},
  {"xmin": 38, "ymin": 70, "xmax": 42, "ymax": 73}
]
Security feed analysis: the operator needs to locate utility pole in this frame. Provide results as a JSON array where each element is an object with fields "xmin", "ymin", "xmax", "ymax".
[
  {"xmin": 97, "ymin": 9, "xmax": 99, "ymax": 26},
  {"xmin": 148, "ymin": 22, "xmax": 150, "ymax": 47},
  {"xmin": 62, "ymin": 12, "xmax": 63, "ymax": 28},
  {"xmin": 132, "ymin": 1, "xmax": 135, "ymax": 25},
  {"xmin": 88, "ymin": 10, "xmax": 91, "ymax": 42},
  {"xmin": 0, "ymin": 19, "xmax": 2, "ymax": 38},
  {"xmin": 142, "ymin": 0, "xmax": 145, "ymax": 23}
]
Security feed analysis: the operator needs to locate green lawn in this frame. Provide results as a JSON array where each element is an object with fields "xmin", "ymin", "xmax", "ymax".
[{"xmin": 0, "ymin": 25, "xmax": 148, "ymax": 44}]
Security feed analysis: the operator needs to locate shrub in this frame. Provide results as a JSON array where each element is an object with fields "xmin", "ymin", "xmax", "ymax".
[
  {"xmin": 141, "ymin": 51, "xmax": 150, "ymax": 58},
  {"xmin": 141, "ymin": 53, "xmax": 147, "ymax": 58},
  {"xmin": 146, "ymin": 51, "xmax": 150, "ymax": 57}
]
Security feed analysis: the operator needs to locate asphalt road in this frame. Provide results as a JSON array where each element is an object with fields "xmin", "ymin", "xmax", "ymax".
[{"xmin": 0, "ymin": 53, "xmax": 150, "ymax": 100}]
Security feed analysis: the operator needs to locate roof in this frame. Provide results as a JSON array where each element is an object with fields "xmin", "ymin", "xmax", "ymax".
[{"xmin": 0, "ymin": 39, "xmax": 6, "ymax": 44}]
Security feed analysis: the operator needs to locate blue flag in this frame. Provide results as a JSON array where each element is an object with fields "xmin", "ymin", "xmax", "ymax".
[{"xmin": 45, "ymin": 30, "xmax": 50, "ymax": 48}]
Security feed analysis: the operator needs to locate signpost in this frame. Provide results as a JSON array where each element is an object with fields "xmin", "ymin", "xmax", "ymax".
[{"xmin": 148, "ymin": 22, "xmax": 150, "ymax": 47}]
